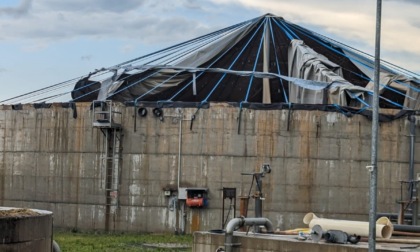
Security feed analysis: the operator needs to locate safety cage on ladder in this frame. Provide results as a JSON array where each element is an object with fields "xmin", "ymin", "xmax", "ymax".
[
  {"xmin": 92, "ymin": 100, "xmax": 122, "ymax": 129},
  {"xmin": 91, "ymin": 100, "xmax": 123, "ymax": 230}
]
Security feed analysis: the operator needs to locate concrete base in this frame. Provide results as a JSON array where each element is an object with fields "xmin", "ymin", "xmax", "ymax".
[{"xmin": 193, "ymin": 231, "xmax": 417, "ymax": 252}]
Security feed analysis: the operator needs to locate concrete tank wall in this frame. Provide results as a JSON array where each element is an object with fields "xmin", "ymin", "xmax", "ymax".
[
  {"xmin": 0, "ymin": 103, "xmax": 418, "ymax": 233},
  {"xmin": 0, "ymin": 207, "xmax": 53, "ymax": 252}
]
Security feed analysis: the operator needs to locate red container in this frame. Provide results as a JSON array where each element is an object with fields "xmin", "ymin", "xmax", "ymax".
[{"xmin": 186, "ymin": 197, "xmax": 204, "ymax": 207}]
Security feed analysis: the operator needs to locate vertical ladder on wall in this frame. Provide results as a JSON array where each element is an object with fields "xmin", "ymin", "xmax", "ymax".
[{"xmin": 92, "ymin": 100, "xmax": 123, "ymax": 231}]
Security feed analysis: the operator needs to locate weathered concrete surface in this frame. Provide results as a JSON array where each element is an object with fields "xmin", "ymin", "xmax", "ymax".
[
  {"xmin": 0, "ymin": 103, "xmax": 419, "ymax": 233},
  {"xmin": 193, "ymin": 232, "xmax": 414, "ymax": 252},
  {"xmin": 0, "ymin": 207, "xmax": 53, "ymax": 252}
]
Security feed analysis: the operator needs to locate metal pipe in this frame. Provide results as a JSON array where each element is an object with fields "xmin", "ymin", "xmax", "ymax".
[
  {"xmin": 133, "ymin": 103, "xmax": 137, "ymax": 132},
  {"xmin": 377, "ymin": 212, "xmax": 420, "ymax": 219},
  {"xmin": 180, "ymin": 201, "xmax": 186, "ymax": 234},
  {"xmin": 178, "ymin": 112, "xmax": 182, "ymax": 191},
  {"xmin": 409, "ymin": 115, "xmax": 416, "ymax": 181},
  {"xmin": 176, "ymin": 110, "xmax": 183, "ymax": 235},
  {"xmin": 238, "ymin": 196, "xmax": 249, "ymax": 231},
  {"xmin": 369, "ymin": 0, "xmax": 382, "ymax": 251},
  {"xmin": 239, "ymin": 196, "xmax": 249, "ymax": 218},
  {"xmin": 255, "ymin": 174, "xmax": 263, "ymax": 218},
  {"xmin": 254, "ymin": 174, "xmax": 263, "ymax": 233},
  {"xmin": 225, "ymin": 217, "xmax": 273, "ymax": 252},
  {"xmin": 394, "ymin": 224, "xmax": 420, "ymax": 233},
  {"xmin": 409, "ymin": 115, "xmax": 417, "ymax": 225}
]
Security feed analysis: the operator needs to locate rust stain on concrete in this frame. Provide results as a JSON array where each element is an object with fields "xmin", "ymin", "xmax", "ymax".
[{"xmin": 191, "ymin": 209, "xmax": 200, "ymax": 232}]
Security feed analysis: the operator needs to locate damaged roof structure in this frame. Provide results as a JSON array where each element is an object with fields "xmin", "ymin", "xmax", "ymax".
[{"xmin": 3, "ymin": 14, "xmax": 420, "ymax": 118}]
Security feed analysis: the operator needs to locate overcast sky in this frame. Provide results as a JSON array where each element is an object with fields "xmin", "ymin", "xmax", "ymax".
[{"xmin": 0, "ymin": 0, "xmax": 419, "ymax": 102}]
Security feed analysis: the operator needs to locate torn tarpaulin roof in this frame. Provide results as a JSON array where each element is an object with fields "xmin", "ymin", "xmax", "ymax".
[
  {"xmin": 69, "ymin": 14, "xmax": 419, "ymax": 111},
  {"xmin": 4, "ymin": 14, "xmax": 418, "ymax": 113}
]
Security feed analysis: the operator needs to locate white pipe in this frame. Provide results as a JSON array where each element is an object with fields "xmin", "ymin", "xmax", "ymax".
[{"xmin": 304, "ymin": 212, "xmax": 393, "ymax": 239}]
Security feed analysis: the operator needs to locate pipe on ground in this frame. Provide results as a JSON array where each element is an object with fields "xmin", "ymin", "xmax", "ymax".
[
  {"xmin": 394, "ymin": 224, "xmax": 420, "ymax": 233},
  {"xmin": 303, "ymin": 213, "xmax": 393, "ymax": 239},
  {"xmin": 377, "ymin": 212, "xmax": 420, "ymax": 219},
  {"xmin": 225, "ymin": 217, "xmax": 273, "ymax": 252}
]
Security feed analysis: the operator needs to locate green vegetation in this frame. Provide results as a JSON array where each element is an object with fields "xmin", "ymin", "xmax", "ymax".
[{"xmin": 54, "ymin": 231, "xmax": 193, "ymax": 252}]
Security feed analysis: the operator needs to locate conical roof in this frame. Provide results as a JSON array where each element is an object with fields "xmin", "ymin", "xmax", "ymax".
[{"xmin": 4, "ymin": 14, "xmax": 419, "ymax": 112}]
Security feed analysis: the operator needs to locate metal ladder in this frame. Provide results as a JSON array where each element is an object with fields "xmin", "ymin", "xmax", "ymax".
[{"xmin": 92, "ymin": 100, "xmax": 123, "ymax": 231}]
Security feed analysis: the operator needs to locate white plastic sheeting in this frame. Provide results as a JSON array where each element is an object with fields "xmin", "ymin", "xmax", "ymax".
[
  {"xmin": 344, "ymin": 48, "xmax": 420, "ymax": 110},
  {"xmin": 95, "ymin": 23, "xmax": 257, "ymax": 102},
  {"xmin": 288, "ymin": 40, "xmax": 370, "ymax": 107}
]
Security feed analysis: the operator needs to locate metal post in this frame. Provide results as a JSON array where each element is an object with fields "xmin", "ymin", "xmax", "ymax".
[
  {"xmin": 409, "ymin": 116, "xmax": 416, "ymax": 181},
  {"xmin": 176, "ymin": 113, "xmax": 182, "ymax": 235},
  {"xmin": 254, "ymin": 174, "xmax": 263, "ymax": 233},
  {"xmin": 412, "ymin": 182, "xmax": 418, "ymax": 226},
  {"xmin": 409, "ymin": 116, "xmax": 417, "ymax": 225},
  {"xmin": 369, "ymin": 0, "xmax": 382, "ymax": 251},
  {"xmin": 255, "ymin": 174, "xmax": 263, "ymax": 219},
  {"xmin": 178, "ymin": 114, "xmax": 182, "ymax": 191}
]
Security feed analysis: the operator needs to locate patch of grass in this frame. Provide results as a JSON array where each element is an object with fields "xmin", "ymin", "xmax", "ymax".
[{"xmin": 54, "ymin": 231, "xmax": 193, "ymax": 252}]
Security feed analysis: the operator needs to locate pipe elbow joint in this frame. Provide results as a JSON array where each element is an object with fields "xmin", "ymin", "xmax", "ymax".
[
  {"xmin": 263, "ymin": 218, "xmax": 274, "ymax": 233},
  {"xmin": 225, "ymin": 217, "xmax": 245, "ymax": 234}
]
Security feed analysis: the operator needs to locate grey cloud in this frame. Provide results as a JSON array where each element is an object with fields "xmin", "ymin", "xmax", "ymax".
[
  {"xmin": 412, "ymin": 19, "xmax": 420, "ymax": 29},
  {"xmin": 0, "ymin": 0, "xmax": 257, "ymax": 45},
  {"xmin": 42, "ymin": 0, "xmax": 146, "ymax": 13},
  {"xmin": 0, "ymin": 11, "xmax": 213, "ymax": 46},
  {"xmin": 0, "ymin": 0, "xmax": 221, "ymax": 44},
  {"xmin": 0, "ymin": 0, "xmax": 32, "ymax": 17},
  {"xmin": 0, "ymin": 68, "xmax": 7, "ymax": 73},
  {"xmin": 183, "ymin": 0, "xmax": 203, "ymax": 10},
  {"xmin": 119, "ymin": 16, "xmax": 213, "ymax": 44}
]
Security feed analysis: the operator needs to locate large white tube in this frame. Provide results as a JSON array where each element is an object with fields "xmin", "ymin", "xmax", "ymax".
[{"xmin": 303, "ymin": 213, "xmax": 393, "ymax": 239}]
